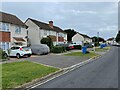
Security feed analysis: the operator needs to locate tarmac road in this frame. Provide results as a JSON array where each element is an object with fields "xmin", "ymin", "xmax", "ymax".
[{"xmin": 33, "ymin": 46, "xmax": 118, "ymax": 88}]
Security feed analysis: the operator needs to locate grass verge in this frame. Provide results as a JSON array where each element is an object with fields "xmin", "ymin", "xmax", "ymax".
[
  {"xmin": 2, "ymin": 61, "xmax": 59, "ymax": 89},
  {"xmin": 64, "ymin": 52, "xmax": 98, "ymax": 58},
  {"xmin": 95, "ymin": 47, "xmax": 110, "ymax": 52}
]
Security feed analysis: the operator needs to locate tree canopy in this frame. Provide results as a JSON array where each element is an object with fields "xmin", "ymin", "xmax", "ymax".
[
  {"xmin": 41, "ymin": 36, "xmax": 53, "ymax": 49},
  {"xmin": 116, "ymin": 31, "xmax": 120, "ymax": 43},
  {"xmin": 92, "ymin": 36, "xmax": 105, "ymax": 43},
  {"xmin": 64, "ymin": 29, "xmax": 77, "ymax": 42}
]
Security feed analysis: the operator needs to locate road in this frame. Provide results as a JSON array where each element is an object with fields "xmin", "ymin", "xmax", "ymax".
[{"xmin": 32, "ymin": 46, "xmax": 118, "ymax": 88}]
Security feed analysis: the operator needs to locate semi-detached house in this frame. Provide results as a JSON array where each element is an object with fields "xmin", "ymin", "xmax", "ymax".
[
  {"xmin": 0, "ymin": 12, "xmax": 27, "ymax": 50},
  {"xmin": 25, "ymin": 18, "xmax": 67, "ymax": 46},
  {"xmin": 72, "ymin": 32, "xmax": 92, "ymax": 45}
]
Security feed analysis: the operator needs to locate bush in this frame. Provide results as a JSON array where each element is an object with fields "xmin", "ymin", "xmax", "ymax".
[
  {"xmin": 41, "ymin": 36, "xmax": 53, "ymax": 49},
  {"xmin": 51, "ymin": 46, "xmax": 66, "ymax": 53},
  {"xmin": 94, "ymin": 42, "xmax": 100, "ymax": 47},
  {"xmin": 0, "ymin": 49, "xmax": 8, "ymax": 60},
  {"xmin": 74, "ymin": 45, "xmax": 82, "ymax": 50}
]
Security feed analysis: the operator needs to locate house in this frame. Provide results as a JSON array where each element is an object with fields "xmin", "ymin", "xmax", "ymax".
[
  {"xmin": 0, "ymin": 12, "xmax": 27, "ymax": 50},
  {"xmin": 72, "ymin": 32, "xmax": 92, "ymax": 45},
  {"xmin": 25, "ymin": 18, "xmax": 67, "ymax": 46},
  {"xmin": 107, "ymin": 37, "xmax": 116, "ymax": 45}
]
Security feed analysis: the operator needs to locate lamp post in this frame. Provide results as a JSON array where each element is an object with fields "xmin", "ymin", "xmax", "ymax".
[{"xmin": 97, "ymin": 32, "xmax": 99, "ymax": 43}]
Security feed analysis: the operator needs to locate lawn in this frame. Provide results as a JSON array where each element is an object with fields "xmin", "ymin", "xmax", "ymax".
[
  {"xmin": 64, "ymin": 52, "xmax": 98, "ymax": 58},
  {"xmin": 95, "ymin": 47, "xmax": 110, "ymax": 52},
  {"xmin": 2, "ymin": 61, "xmax": 59, "ymax": 89},
  {"xmin": 0, "ymin": 65, "xmax": 1, "ymax": 90}
]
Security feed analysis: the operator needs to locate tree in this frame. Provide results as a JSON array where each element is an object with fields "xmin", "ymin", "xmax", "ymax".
[
  {"xmin": 64, "ymin": 29, "xmax": 77, "ymax": 42},
  {"xmin": 116, "ymin": 31, "xmax": 120, "ymax": 43},
  {"xmin": 92, "ymin": 36, "xmax": 105, "ymax": 43},
  {"xmin": 41, "ymin": 36, "xmax": 53, "ymax": 49}
]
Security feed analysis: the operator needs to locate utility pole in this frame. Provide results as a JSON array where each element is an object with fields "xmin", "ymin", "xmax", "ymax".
[{"xmin": 97, "ymin": 32, "xmax": 99, "ymax": 43}]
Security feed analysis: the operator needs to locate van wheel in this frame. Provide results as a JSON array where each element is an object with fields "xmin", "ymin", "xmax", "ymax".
[{"xmin": 16, "ymin": 53, "xmax": 20, "ymax": 59}]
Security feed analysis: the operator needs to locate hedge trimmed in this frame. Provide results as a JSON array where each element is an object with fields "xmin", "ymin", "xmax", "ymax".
[
  {"xmin": 74, "ymin": 45, "xmax": 82, "ymax": 50},
  {"xmin": 0, "ymin": 49, "xmax": 8, "ymax": 60},
  {"xmin": 51, "ymin": 46, "xmax": 66, "ymax": 53}
]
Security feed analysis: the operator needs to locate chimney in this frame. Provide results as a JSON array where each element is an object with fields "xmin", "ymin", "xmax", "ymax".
[{"xmin": 49, "ymin": 21, "xmax": 53, "ymax": 28}]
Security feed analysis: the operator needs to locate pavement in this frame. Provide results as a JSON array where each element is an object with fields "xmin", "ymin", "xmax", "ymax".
[{"xmin": 32, "ymin": 46, "xmax": 118, "ymax": 88}]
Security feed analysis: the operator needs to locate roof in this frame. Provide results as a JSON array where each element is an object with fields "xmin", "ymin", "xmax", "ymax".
[
  {"xmin": 0, "ymin": 12, "xmax": 27, "ymax": 27},
  {"xmin": 77, "ymin": 32, "xmax": 91, "ymax": 39},
  {"xmin": 107, "ymin": 37, "xmax": 115, "ymax": 41},
  {"xmin": 27, "ymin": 18, "xmax": 66, "ymax": 33}
]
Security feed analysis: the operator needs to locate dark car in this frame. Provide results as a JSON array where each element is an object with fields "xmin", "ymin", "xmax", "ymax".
[
  {"xmin": 56, "ymin": 43, "xmax": 74, "ymax": 51},
  {"xmin": 85, "ymin": 43, "xmax": 94, "ymax": 48}
]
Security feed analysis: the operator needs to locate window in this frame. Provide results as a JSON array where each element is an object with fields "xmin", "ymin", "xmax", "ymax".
[
  {"xmin": 11, "ymin": 47, "xmax": 16, "ymax": 50},
  {"xmin": 0, "ymin": 22, "xmax": 2, "ymax": 30},
  {"xmin": 6, "ymin": 42, "xmax": 9, "ymax": 50},
  {"xmin": 58, "ymin": 33, "xmax": 63, "ymax": 37},
  {"xmin": 2, "ymin": 23, "xmax": 9, "ymax": 31},
  {"xmin": 2, "ymin": 23, "xmax": 6, "ymax": 31},
  {"xmin": 44, "ymin": 30, "xmax": 47, "ymax": 35},
  {"xmin": 15, "ymin": 26, "xmax": 21, "ymax": 34},
  {"xmin": 0, "ymin": 42, "xmax": 10, "ymax": 50},
  {"xmin": 2, "ymin": 42, "xmax": 5, "ymax": 50}
]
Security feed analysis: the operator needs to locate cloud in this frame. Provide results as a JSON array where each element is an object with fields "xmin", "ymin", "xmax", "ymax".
[
  {"xmin": 98, "ymin": 25, "xmax": 118, "ymax": 32},
  {"xmin": 60, "ymin": 9, "xmax": 97, "ymax": 15}
]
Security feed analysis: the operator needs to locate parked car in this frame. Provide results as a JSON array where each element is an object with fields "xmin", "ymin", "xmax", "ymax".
[
  {"xmin": 5, "ymin": 46, "xmax": 32, "ymax": 59},
  {"xmin": 30, "ymin": 44, "xmax": 50, "ymax": 55},
  {"xmin": 84, "ymin": 43, "xmax": 94, "ymax": 48},
  {"xmin": 56, "ymin": 43, "xmax": 74, "ymax": 50}
]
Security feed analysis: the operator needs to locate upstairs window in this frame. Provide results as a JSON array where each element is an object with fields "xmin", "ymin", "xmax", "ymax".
[
  {"xmin": 2, "ymin": 23, "xmax": 9, "ymax": 31},
  {"xmin": 0, "ymin": 22, "xmax": 2, "ymax": 30},
  {"xmin": 15, "ymin": 26, "xmax": 21, "ymax": 34},
  {"xmin": 44, "ymin": 30, "xmax": 47, "ymax": 35}
]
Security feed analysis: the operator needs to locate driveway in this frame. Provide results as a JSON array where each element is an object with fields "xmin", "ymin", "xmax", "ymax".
[
  {"xmin": 24, "ymin": 54, "xmax": 90, "ymax": 68},
  {"xmin": 1, "ymin": 50, "xmax": 90, "ymax": 68}
]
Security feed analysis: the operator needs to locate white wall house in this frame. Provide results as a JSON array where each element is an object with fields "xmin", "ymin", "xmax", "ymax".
[
  {"xmin": 72, "ymin": 33, "xmax": 92, "ymax": 46},
  {"xmin": 106, "ymin": 38, "xmax": 116, "ymax": 45},
  {"xmin": 25, "ymin": 18, "xmax": 67, "ymax": 46},
  {"xmin": 0, "ymin": 12, "xmax": 27, "ymax": 50}
]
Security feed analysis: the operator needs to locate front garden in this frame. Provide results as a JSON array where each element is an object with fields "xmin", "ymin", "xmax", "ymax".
[{"xmin": 2, "ymin": 61, "xmax": 59, "ymax": 89}]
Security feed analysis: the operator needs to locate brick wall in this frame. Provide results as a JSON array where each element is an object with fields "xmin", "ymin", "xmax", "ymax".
[{"xmin": 0, "ymin": 31, "xmax": 11, "ymax": 42}]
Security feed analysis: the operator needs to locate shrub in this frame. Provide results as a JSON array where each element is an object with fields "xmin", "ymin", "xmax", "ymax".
[
  {"xmin": 51, "ymin": 46, "xmax": 66, "ymax": 53},
  {"xmin": 94, "ymin": 42, "xmax": 100, "ymax": 47},
  {"xmin": 0, "ymin": 49, "xmax": 8, "ymax": 60},
  {"xmin": 41, "ymin": 36, "xmax": 53, "ymax": 49},
  {"xmin": 74, "ymin": 45, "xmax": 82, "ymax": 50}
]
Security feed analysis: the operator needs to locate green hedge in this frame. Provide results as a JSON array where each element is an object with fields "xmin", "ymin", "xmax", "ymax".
[
  {"xmin": 0, "ymin": 49, "xmax": 8, "ymax": 60},
  {"xmin": 51, "ymin": 46, "xmax": 66, "ymax": 53},
  {"xmin": 74, "ymin": 45, "xmax": 82, "ymax": 50},
  {"xmin": 95, "ymin": 42, "xmax": 100, "ymax": 47}
]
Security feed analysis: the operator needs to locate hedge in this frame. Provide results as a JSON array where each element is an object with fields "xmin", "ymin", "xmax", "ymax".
[
  {"xmin": 0, "ymin": 49, "xmax": 8, "ymax": 60},
  {"xmin": 51, "ymin": 46, "xmax": 66, "ymax": 53},
  {"xmin": 74, "ymin": 45, "xmax": 82, "ymax": 50}
]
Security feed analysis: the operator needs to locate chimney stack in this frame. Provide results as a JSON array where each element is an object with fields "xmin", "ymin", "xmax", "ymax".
[{"xmin": 49, "ymin": 21, "xmax": 53, "ymax": 28}]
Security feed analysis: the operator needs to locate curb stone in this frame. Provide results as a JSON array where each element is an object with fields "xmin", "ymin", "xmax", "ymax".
[{"xmin": 14, "ymin": 69, "xmax": 64, "ymax": 90}]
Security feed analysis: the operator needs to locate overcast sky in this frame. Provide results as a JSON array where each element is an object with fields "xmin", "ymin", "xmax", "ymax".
[{"xmin": 1, "ymin": 2, "xmax": 118, "ymax": 39}]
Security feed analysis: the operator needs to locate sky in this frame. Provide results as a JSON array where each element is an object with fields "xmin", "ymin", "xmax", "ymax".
[{"xmin": 1, "ymin": 2, "xmax": 118, "ymax": 39}]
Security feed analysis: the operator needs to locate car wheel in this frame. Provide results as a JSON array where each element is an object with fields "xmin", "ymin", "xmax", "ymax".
[
  {"xmin": 4, "ymin": 53, "xmax": 8, "ymax": 59},
  {"xmin": 16, "ymin": 53, "xmax": 21, "ymax": 59},
  {"xmin": 27, "ymin": 54, "xmax": 31, "ymax": 57}
]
